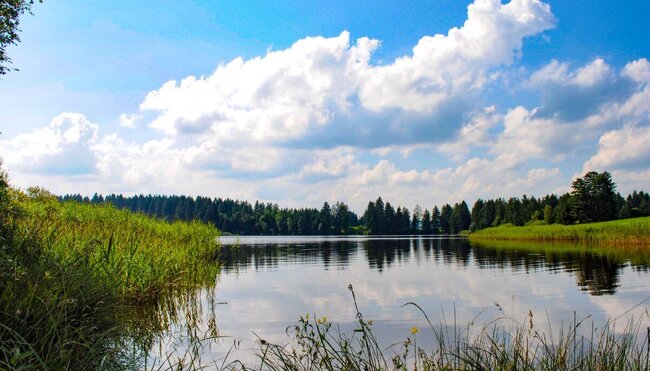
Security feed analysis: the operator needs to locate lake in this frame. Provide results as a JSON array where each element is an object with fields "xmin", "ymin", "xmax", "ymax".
[{"xmin": 147, "ymin": 236, "xmax": 650, "ymax": 366}]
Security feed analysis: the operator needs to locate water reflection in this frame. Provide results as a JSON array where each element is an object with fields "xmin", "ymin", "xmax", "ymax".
[
  {"xmin": 219, "ymin": 236, "xmax": 650, "ymax": 295},
  {"xmin": 135, "ymin": 236, "xmax": 650, "ymax": 366}
]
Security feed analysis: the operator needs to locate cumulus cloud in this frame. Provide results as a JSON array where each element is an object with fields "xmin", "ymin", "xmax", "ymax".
[
  {"xmin": 492, "ymin": 58, "xmax": 650, "ymax": 164},
  {"xmin": 119, "ymin": 113, "xmax": 142, "ymax": 128},
  {"xmin": 530, "ymin": 58, "xmax": 614, "ymax": 87},
  {"xmin": 437, "ymin": 106, "xmax": 501, "ymax": 160},
  {"xmin": 493, "ymin": 105, "xmax": 584, "ymax": 161},
  {"xmin": 138, "ymin": 0, "xmax": 555, "ymax": 149},
  {"xmin": 0, "ymin": 113, "xmax": 99, "ymax": 176},
  {"xmin": 297, "ymin": 149, "xmax": 362, "ymax": 182},
  {"xmin": 266, "ymin": 152, "xmax": 562, "ymax": 211},
  {"xmin": 530, "ymin": 58, "xmax": 638, "ymax": 122},
  {"xmin": 140, "ymin": 31, "xmax": 373, "ymax": 141},
  {"xmin": 359, "ymin": 0, "xmax": 554, "ymax": 113},
  {"xmin": 623, "ymin": 58, "xmax": 650, "ymax": 84},
  {"xmin": 584, "ymin": 125, "xmax": 650, "ymax": 171}
]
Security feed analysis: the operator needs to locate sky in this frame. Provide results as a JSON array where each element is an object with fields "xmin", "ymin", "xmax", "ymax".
[{"xmin": 1, "ymin": 0, "xmax": 649, "ymax": 212}]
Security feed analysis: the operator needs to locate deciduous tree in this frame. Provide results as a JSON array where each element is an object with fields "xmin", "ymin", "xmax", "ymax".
[{"xmin": 1, "ymin": 1, "xmax": 41, "ymax": 74}]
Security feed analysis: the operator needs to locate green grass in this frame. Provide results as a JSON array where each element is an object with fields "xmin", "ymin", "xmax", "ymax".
[
  {"xmin": 0, "ymin": 187, "xmax": 221, "ymax": 369},
  {"xmin": 470, "ymin": 217, "xmax": 650, "ymax": 245},
  {"xmin": 14, "ymin": 189, "xmax": 221, "ymax": 301}
]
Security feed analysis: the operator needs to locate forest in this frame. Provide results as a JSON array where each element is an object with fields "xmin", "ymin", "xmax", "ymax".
[{"xmin": 60, "ymin": 171, "xmax": 650, "ymax": 236}]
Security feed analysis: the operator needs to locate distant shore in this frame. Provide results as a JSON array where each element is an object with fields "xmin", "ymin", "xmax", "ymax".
[{"xmin": 469, "ymin": 217, "xmax": 650, "ymax": 246}]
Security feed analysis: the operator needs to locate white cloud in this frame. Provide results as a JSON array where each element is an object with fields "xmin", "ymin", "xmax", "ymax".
[
  {"xmin": 622, "ymin": 58, "xmax": 650, "ymax": 84},
  {"xmin": 529, "ymin": 59, "xmax": 569, "ymax": 85},
  {"xmin": 298, "ymin": 149, "xmax": 361, "ymax": 181},
  {"xmin": 0, "ymin": 113, "xmax": 99, "ymax": 175},
  {"xmin": 284, "ymin": 154, "xmax": 565, "ymax": 211},
  {"xmin": 531, "ymin": 58, "xmax": 613, "ymax": 87},
  {"xmin": 493, "ymin": 106, "xmax": 581, "ymax": 160},
  {"xmin": 572, "ymin": 59, "xmax": 614, "ymax": 87},
  {"xmin": 118, "ymin": 113, "xmax": 142, "ymax": 128},
  {"xmin": 438, "ymin": 106, "xmax": 501, "ymax": 161},
  {"xmin": 359, "ymin": 0, "xmax": 554, "ymax": 112},
  {"xmin": 493, "ymin": 58, "xmax": 650, "ymax": 164},
  {"xmin": 529, "ymin": 58, "xmax": 640, "ymax": 122},
  {"xmin": 138, "ymin": 0, "xmax": 554, "ymax": 148},
  {"xmin": 609, "ymin": 169, "xmax": 650, "ymax": 195},
  {"xmin": 584, "ymin": 125, "xmax": 650, "ymax": 173},
  {"xmin": 140, "ymin": 31, "xmax": 376, "ymax": 141}
]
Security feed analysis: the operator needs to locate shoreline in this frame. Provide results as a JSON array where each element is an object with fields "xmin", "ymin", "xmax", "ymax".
[{"xmin": 469, "ymin": 217, "xmax": 650, "ymax": 246}]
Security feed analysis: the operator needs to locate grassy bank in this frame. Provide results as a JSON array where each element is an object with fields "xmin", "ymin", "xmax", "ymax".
[
  {"xmin": 469, "ymin": 217, "xmax": 650, "ymax": 245},
  {"xmin": 16, "ymin": 189, "xmax": 221, "ymax": 300},
  {"xmin": 0, "ymin": 187, "xmax": 221, "ymax": 369}
]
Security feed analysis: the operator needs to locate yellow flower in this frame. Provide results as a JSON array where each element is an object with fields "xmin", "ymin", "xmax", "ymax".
[{"xmin": 410, "ymin": 326, "xmax": 418, "ymax": 335}]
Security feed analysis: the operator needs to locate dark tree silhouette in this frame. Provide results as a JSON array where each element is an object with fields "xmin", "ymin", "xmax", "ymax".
[{"xmin": 571, "ymin": 171, "xmax": 618, "ymax": 223}]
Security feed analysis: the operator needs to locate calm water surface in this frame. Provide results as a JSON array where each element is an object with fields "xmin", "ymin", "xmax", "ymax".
[{"xmin": 152, "ymin": 236, "xmax": 650, "ymax": 365}]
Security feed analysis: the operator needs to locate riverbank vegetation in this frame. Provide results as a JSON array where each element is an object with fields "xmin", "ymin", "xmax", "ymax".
[
  {"xmin": 0, "ymin": 164, "xmax": 221, "ymax": 368},
  {"xmin": 470, "ymin": 217, "xmax": 650, "ymax": 245},
  {"xmin": 18, "ymin": 188, "xmax": 221, "ymax": 300}
]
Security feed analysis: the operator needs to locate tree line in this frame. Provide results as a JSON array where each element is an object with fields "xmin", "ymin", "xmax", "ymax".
[
  {"xmin": 59, "ymin": 194, "xmax": 361, "ymax": 235},
  {"xmin": 61, "ymin": 171, "xmax": 649, "ymax": 235},
  {"xmin": 360, "ymin": 198, "xmax": 471, "ymax": 235},
  {"xmin": 467, "ymin": 171, "xmax": 649, "ymax": 231}
]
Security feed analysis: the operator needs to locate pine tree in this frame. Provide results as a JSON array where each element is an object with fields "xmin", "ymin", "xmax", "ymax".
[
  {"xmin": 410, "ymin": 212, "xmax": 419, "ymax": 234},
  {"xmin": 431, "ymin": 206, "xmax": 441, "ymax": 234},
  {"xmin": 571, "ymin": 171, "xmax": 618, "ymax": 222},
  {"xmin": 440, "ymin": 204, "xmax": 452, "ymax": 234},
  {"xmin": 421, "ymin": 209, "xmax": 433, "ymax": 234}
]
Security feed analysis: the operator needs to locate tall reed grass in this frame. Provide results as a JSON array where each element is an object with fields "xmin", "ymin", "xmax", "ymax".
[
  {"xmin": 14, "ymin": 188, "xmax": 221, "ymax": 301},
  {"xmin": 0, "ymin": 186, "xmax": 221, "ymax": 369}
]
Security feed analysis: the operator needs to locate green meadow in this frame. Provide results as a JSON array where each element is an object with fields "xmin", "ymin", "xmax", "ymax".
[{"xmin": 469, "ymin": 217, "xmax": 650, "ymax": 245}]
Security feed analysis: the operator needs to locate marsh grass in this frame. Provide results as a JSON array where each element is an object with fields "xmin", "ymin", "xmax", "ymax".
[
  {"xmin": 470, "ymin": 217, "xmax": 650, "ymax": 246},
  {"xmin": 0, "ymin": 187, "xmax": 221, "ymax": 369},
  {"xmin": 247, "ymin": 285, "xmax": 650, "ymax": 371},
  {"xmin": 0, "ymin": 237, "xmax": 126, "ymax": 369},
  {"xmin": 15, "ymin": 189, "xmax": 221, "ymax": 301}
]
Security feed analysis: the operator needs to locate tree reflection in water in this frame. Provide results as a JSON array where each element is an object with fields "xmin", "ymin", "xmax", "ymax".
[
  {"xmin": 218, "ymin": 236, "xmax": 650, "ymax": 295},
  {"xmin": 130, "ymin": 236, "xmax": 650, "ymax": 367}
]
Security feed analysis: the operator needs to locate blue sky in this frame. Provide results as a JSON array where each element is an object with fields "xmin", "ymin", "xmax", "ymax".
[{"xmin": 1, "ymin": 0, "xmax": 649, "ymax": 212}]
